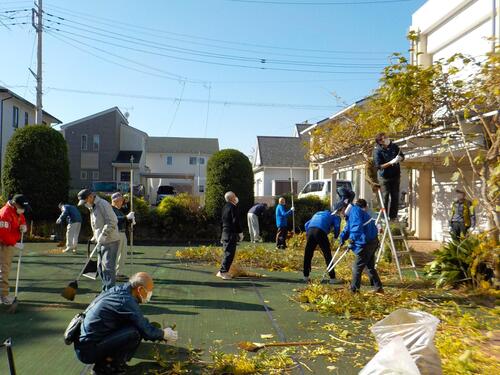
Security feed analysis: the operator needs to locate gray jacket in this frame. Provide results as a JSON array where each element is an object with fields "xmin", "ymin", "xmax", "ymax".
[{"xmin": 89, "ymin": 196, "xmax": 120, "ymax": 244}]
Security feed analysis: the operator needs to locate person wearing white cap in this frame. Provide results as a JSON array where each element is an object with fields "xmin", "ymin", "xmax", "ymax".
[
  {"xmin": 78, "ymin": 189, "xmax": 120, "ymax": 291},
  {"xmin": 111, "ymin": 192, "xmax": 135, "ymax": 281}
]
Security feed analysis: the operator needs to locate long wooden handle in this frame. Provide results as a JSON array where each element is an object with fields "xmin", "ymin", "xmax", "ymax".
[{"xmin": 264, "ymin": 341, "xmax": 323, "ymax": 348}]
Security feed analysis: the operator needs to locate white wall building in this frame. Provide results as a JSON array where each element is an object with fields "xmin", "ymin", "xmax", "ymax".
[{"xmin": 0, "ymin": 86, "xmax": 61, "ymax": 177}]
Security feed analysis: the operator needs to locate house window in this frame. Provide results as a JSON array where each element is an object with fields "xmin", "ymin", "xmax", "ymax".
[
  {"xmin": 198, "ymin": 157, "xmax": 205, "ymax": 165},
  {"xmin": 12, "ymin": 106, "xmax": 19, "ymax": 128},
  {"xmin": 120, "ymin": 171, "xmax": 131, "ymax": 181},
  {"xmin": 80, "ymin": 170, "xmax": 88, "ymax": 180},
  {"xmin": 189, "ymin": 156, "xmax": 197, "ymax": 165},
  {"xmin": 92, "ymin": 171, "xmax": 99, "ymax": 180},
  {"xmin": 24, "ymin": 112, "xmax": 29, "ymax": 126},
  {"xmin": 198, "ymin": 185, "xmax": 205, "ymax": 193},
  {"xmin": 81, "ymin": 135, "xmax": 88, "ymax": 151},
  {"xmin": 313, "ymin": 169, "xmax": 319, "ymax": 180},
  {"xmin": 165, "ymin": 156, "xmax": 173, "ymax": 165},
  {"xmin": 93, "ymin": 134, "xmax": 100, "ymax": 151}
]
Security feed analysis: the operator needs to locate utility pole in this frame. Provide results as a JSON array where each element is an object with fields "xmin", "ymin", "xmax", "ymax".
[{"xmin": 31, "ymin": 0, "xmax": 43, "ymax": 124}]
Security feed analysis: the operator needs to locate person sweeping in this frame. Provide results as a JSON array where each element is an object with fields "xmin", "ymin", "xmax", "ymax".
[{"xmin": 0, "ymin": 194, "xmax": 29, "ymax": 305}]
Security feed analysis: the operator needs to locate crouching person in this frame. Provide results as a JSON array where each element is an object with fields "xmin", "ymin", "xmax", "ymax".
[
  {"xmin": 74, "ymin": 272, "xmax": 178, "ymax": 375},
  {"xmin": 337, "ymin": 200, "xmax": 383, "ymax": 294}
]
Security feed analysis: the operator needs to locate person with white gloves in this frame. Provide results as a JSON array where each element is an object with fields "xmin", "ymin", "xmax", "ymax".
[
  {"xmin": 74, "ymin": 272, "xmax": 178, "ymax": 375},
  {"xmin": 110, "ymin": 192, "xmax": 135, "ymax": 281},
  {"xmin": 78, "ymin": 189, "xmax": 120, "ymax": 291},
  {"xmin": 217, "ymin": 191, "xmax": 243, "ymax": 280},
  {"xmin": 0, "ymin": 194, "xmax": 29, "ymax": 305},
  {"xmin": 373, "ymin": 133, "xmax": 405, "ymax": 221}
]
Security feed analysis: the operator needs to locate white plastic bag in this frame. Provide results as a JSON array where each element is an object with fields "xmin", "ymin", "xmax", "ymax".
[
  {"xmin": 359, "ymin": 336, "xmax": 421, "ymax": 375},
  {"xmin": 369, "ymin": 309, "xmax": 442, "ymax": 375}
]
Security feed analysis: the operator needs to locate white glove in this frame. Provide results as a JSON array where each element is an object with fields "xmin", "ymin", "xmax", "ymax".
[
  {"xmin": 19, "ymin": 224, "xmax": 27, "ymax": 233},
  {"xmin": 126, "ymin": 212, "xmax": 135, "ymax": 221},
  {"xmin": 97, "ymin": 233, "xmax": 107, "ymax": 245},
  {"xmin": 56, "ymin": 219, "xmax": 62, "ymax": 225},
  {"xmin": 239, "ymin": 233, "xmax": 244, "ymax": 242},
  {"xmin": 90, "ymin": 236, "xmax": 97, "ymax": 243},
  {"xmin": 15, "ymin": 242, "xmax": 24, "ymax": 250},
  {"xmin": 290, "ymin": 206, "xmax": 295, "ymax": 211},
  {"xmin": 163, "ymin": 328, "xmax": 178, "ymax": 343}
]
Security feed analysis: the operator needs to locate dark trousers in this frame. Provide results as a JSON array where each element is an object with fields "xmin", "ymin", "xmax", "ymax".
[
  {"xmin": 220, "ymin": 237, "xmax": 237, "ymax": 273},
  {"xmin": 351, "ymin": 239, "xmax": 383, "ymax": 292},
  {"xmin": 450, "ymin": 222, "xmax": 469, "ymax": 241},
  {"xmin": 276, "ymin": 227, "xmax": 288, "ymax": 249},
  {"xmin": 303, "ymin": 228, "xmax": 336, "ymax": 279},
  {"xmin": 75, "ymin": 326, "xmax": 141, "ymax": 366},
  {"xmin": 379, "ymin": 177, "xmax": 400, "ymax": 220}
]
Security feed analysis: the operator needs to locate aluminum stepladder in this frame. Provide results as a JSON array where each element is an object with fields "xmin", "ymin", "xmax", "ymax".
[{"xmin": 374, "ymin": 188, "xmax": 419, "ymax": 281}]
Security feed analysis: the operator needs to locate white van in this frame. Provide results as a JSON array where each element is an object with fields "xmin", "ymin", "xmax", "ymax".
[{"xmin": 298, "ymin": 179, "xmax": 353, "ymax": 200}]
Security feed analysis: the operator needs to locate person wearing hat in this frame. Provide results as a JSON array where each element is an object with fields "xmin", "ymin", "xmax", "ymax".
[
  {"xmin": 449, "ymin": 188, "xmax": 476, "ymax": 241},
  {"xmin": 303, "ymin": 209, "xmax": 342, "ymax": 284},
  {"xmin": 78, "ymin": 189, "xmax": 120, "ymax": 291},
  {"xmin": 56, "ymin": 202, "xmax": 82, "ymax": 253},
  {"xmin": 0, "ymin": 194, "xmax": 28, "ymax": 304},
  {"xmin": 111, "ymin": 192, "xmax": 135, "ymax": 280},
  {"xmin": 336, "ymin": 199, "xmax": 383, "ymax": 294}
]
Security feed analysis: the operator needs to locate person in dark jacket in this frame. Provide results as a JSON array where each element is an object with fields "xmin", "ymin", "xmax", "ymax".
[
  {"xmin": 373, "ymin": 133, "xmax": 405, "ymax": 221},
  {"xmin": 56, "ymin": 203, "xmax": 82, "ymax": 253},
  {"xmin": 74, "ymin": 272, "xmax": 178, "ymax": 375},
  {"xmin": 303, "ymin": 210, "xmax": 342, "ymax": 284},
  {"xmin": 275, "ymin": 197, "xmax": 294, "ymax": 249},
  {"xmin": 247, "ymin": 203, "xmax": 267, "ymax": 243},
  {"xmin": 449, "ymin": 188, "xmax": 476, "ymax": 241},
  {"xmin": 337, "ymin": 200, "xmax": 383, "ymax": 293},
  {"xmin": 217, "ymin": 191, "xmax": 243, "ymax": 280}
]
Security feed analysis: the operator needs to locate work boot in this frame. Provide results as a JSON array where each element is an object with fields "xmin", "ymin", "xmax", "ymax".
[
  {"xmin": 373, "ymin": 288, "xmax": 385, "ymax": 295},
  {"xmin": 1, "ymin": 295, "xmax": 15, "ymax": 305},
  {"xmin": 91, "ymin": 363, "xmax": 114, "ymax": 375},
  {"xmin": 216, "ymin": 271, "xmax": 232, "ymax": 280}
]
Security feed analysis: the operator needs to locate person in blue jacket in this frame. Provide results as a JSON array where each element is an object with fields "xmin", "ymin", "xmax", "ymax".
[
  {"xmin": 337, "ymin": 199, "xmax": 384, "ymax": 293},
  {"xmin": 275, "ymin": 197, "xmax": 294, "ymax": 249},
  {"xmin": 303, "ymin": 210, "xmax": 342, "ymax": 284},
  {"xmin": 56, "ymin": 202, "xmax": 82, "ymax": 253}
]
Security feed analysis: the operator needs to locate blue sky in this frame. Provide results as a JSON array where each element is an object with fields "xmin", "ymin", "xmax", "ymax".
[{"xmin": 0, "ymin": 0, "xmax": 426, "ymax": 155}]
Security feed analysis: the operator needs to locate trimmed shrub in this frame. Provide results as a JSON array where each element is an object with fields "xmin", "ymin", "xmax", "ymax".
[
  {"xmin": 205, "ymin": 149, "xmax": 254, "ymax": 220},
  {"xmin": 2, "ymin": 125, "xmax": 70, "ymax": 220}
]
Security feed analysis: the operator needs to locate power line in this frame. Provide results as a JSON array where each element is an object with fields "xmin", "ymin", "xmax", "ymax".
[
  {"xmin": 44, "ymin": 26, "xmax": 381, "ymax": 74},
  {"xmin": 45, "ymin": 3, "xmax": 392, "ymax": 55},
  {"xmin": 43, "ymin": 14, "xmax": 386, "ymax": 68},
  {"xmin": 166, "ymin": 81, "xmax": 187, "ymax": 136},
  {"xmin": 226, "ymin": 0, "xmax": 414, "ymax": 4},
  {"xmin": 44, "ymin": 86, "xmax": 340, "ymax": 110}
]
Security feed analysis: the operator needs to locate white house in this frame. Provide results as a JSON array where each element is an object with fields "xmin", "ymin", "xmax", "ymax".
[
  {"xmin": 0, "ymin": 85, "xmax": 61, "ymax": 177},
  {"xmin": 144, "ymin": 137, "xmax": 219, "ymax": 202},
  {"xmin": 301, "ymin": 0, "xmax": 498, "ymax": 242},
  {"xmin": 253, "ymin": 124, "xmax": 309, "ymax": 201}
]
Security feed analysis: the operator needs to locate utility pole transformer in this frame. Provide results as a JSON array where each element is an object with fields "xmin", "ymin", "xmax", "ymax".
[{"xmin": 31, "ymin": 0, "xmax": 43, "ymax": 125}]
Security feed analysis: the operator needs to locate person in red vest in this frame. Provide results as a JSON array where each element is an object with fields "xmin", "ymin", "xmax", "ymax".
[{"xmin": 0, "ymin": 194, "xmax": 29, "ymax": 305}]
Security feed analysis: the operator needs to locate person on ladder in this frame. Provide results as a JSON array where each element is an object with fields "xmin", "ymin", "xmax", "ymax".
[
  {"xmin": 373, "ymin": 133, "xmax": 405, "ymax": 221},
  {"xmin": 337, "ymin": 199, "xmax": 384, "ymax": 294},
  {"xmin": 303, "ymin": 208, "xmax": 342, "ymax": 284}
]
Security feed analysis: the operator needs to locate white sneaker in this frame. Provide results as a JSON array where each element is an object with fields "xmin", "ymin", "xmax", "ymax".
[
  {"xmin": 1, "ymin": 295, "xmax": 15, "ymax": 305},
  {"xmin": 72, "ymin": 248, "xmax": 77, "ymax": 254},
  {"xmin": 329, "ymin": 278, "xmax": 343, "ymax": 285},
  {"xmin": 62, "ymin": 247, "xmax": 71, "ymax": 253},
  {"xmin": 216, "ymin": 271, "xmax": 232, "ymax": 280}
]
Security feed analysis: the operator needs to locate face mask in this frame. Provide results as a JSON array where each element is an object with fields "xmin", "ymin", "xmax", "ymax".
[
  {"xmin": 142, "ymin": 289, "xmax": 153, "ymax": 304},
  {"xmin": 234, "ymin": 197, "xmax": 239, "ymax": 205},
  {"xmin": 383, "ymin": 138, "xmax": 390, "ymax": 146},
  {"xmin": 16, "ymin": 208, "xmax": 25, "ymax": 214}
]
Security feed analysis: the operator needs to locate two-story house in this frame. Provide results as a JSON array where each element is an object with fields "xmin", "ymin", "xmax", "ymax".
[
  {"xmin": 61, "ymin": 107, "xmax": 220, "ymax": 203},
  {"xmin": 0, "ymin": 85, "xmax": 61, "ymax": 177}
]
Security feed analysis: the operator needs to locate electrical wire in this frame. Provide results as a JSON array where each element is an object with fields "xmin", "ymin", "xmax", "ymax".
[
  {"xmin": 226, "ymin": 0, "xmax": 414, "ymax": 4},
  {"xmin": 166, "ymin": 81, "xmax": 187, "ymax": 136}
]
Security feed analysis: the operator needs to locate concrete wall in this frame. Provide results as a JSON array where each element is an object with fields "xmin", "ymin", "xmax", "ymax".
[{"xmin": 63, "ymin": 111, "xmax": 121, "ymax": 189}]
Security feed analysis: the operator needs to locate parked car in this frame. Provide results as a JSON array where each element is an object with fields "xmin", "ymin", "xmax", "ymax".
[
  {"xmin": 156, "ymin": 185, "xmax": 177, "ymax": 205},
  {"xmin": 298, "ymin": 179, "xmax": 353, "ymax": 201}
]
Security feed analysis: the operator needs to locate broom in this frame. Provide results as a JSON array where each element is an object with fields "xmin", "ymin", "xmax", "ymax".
[
  {"xmin": 61, "ymin": 244, "xmax": 99, "ymax": 301},
  {"xmin": 8, "ymin": 234, "xmax": 24, "ymax": 314}
]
